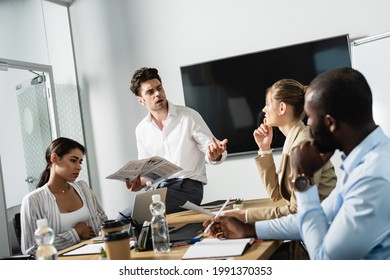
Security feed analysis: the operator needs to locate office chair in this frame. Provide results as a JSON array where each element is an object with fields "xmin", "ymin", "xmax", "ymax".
[
  {"xmin": 13, "ymin": 212, "xmax": 21, "ymax": 247},
  {"xmin": 0, "ymin": 213, "xmax": 33, "ymax": 260}
]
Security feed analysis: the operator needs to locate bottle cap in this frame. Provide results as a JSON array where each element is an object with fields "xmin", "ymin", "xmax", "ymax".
[
  {"xmin": 152, "ymin": 194, "xmax": 161, "ymax": 202},
  {"xmin": 37, "ymin": 218, "xmax": 48, "ymax": 229}
]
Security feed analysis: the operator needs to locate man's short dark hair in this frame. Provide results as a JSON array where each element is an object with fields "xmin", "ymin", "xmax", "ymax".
[
  {"xmin": 309, "ymin": 67, "xmax": 373, "ymax": 126},
  {"xmin": 130, "ymin": 67, "xmax": 162, "ymax": 96}
]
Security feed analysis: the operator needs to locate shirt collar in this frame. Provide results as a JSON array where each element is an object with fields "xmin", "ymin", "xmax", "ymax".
[
  {"xmin": 146, "ymin": 100, "xmax": 176, "ymax": 122},
  {"xmin": 340, "ymin": 126, "xmax": 383, "ymax": 174},
  {"xmin": 167, "ymin": 101, "xmax": 177, "ymax": 117}
]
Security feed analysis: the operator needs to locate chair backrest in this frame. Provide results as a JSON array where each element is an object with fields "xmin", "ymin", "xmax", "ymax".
[{"xmin": 13, "ymin": 213, "xmax": 21, "ymax": 247}]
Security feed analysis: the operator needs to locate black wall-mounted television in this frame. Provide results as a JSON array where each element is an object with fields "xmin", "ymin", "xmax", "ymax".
[{"xmin": 180, "ymin": 34, "xmax": 351, "ymax": 156}]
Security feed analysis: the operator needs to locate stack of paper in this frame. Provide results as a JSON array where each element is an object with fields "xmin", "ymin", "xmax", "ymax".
[{"xmin": 182, "ymin": 238, "xmax": 254, "ymax": 259}]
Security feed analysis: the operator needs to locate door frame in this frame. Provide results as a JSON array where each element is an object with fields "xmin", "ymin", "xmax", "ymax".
[
  {"xmin": 0, "ymin": 58, "xmax": 60, "ymax": 138},
  {"xmin": 0, "ymin": 58, "xmax": 59, "ymax": 257}
]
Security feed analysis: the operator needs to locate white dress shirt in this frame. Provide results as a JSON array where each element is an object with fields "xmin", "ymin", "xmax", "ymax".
[{"xmin": 135, "ymin": 101, "xmax": 227, "ymax": 185}]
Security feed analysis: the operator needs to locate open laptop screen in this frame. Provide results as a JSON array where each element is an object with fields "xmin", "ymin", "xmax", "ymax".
[{"xmin": 131, "ymin": 188, "xmax": 167, "ymax": 225}]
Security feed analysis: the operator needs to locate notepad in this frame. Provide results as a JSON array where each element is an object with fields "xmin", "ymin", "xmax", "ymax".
[
  {"xmin": 182, "ymin": 238, "xmax": 254, "ymax": 259},
  {"xmin": 61, "ymin": 243, "xmax": 104, "ymax": 256}
]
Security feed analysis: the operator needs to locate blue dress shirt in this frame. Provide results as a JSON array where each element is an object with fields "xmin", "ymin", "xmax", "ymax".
[{"xmin": 255, "ymin": 127, "xmax": 390, "ymax": 259}]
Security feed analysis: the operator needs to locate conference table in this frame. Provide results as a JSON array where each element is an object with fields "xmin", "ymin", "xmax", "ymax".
[{"xmin": 58, "ymin": 198, "xmax": 285, "ymax": 260}]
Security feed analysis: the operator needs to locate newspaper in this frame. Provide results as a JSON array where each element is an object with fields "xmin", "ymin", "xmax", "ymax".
[{"xmin": 106, "ymin": 156, "xmax": 182, "ymax": 182}]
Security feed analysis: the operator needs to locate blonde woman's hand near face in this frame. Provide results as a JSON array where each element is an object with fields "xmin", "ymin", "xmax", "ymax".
[{"xmin": 253, "ymin": 118, "xmax": 273, "ymax": 150}]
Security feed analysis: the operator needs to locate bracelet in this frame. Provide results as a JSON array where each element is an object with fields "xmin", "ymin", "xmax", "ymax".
[{"xmin": 257, "ymin": 149, "xmax": 272, "ymax": 156}]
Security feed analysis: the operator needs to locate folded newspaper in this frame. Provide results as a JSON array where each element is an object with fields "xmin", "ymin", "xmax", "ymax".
[{"xmin": 106, "ymin": 156, "xmax": 182, "ymax": 182}]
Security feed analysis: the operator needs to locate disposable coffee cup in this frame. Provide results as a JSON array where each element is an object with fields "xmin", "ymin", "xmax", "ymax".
[
  {"xmin": 101, "ymin": 219, "xmax": 124, "ymax": 238},
  {"xmin": 104, "ymin": 230, "xmax": 131, "ymax": 260}
]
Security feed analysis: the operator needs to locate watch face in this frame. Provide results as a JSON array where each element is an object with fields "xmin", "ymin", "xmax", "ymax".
[{"xmin": 294, "ymin": 176, "xmax": 309, "ymax": 191}]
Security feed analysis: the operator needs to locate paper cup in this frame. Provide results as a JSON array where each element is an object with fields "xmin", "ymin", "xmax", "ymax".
[{"xmin": 104, "ymin": 230, "xmax": 131, "ymax": 260}]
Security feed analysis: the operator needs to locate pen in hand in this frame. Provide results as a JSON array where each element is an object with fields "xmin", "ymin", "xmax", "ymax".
[{"xmin": 203, "ymin": 198, "xmax": 231, "ymax": 235}]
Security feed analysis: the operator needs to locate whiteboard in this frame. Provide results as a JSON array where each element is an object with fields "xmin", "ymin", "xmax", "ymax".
[{"xmin": 351, "ymin": 32, "xmax": 390, "ymax": 136}]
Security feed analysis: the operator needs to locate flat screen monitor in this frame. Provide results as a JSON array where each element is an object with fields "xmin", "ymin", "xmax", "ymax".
[{"xmin": 180, "ymin": 34, "xmax": 351, "ymax": 156}]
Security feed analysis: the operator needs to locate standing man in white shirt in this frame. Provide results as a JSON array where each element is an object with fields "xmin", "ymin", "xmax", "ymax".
[{"xmin": 121, "ymin": 67, "xmax": 228, "ymax": 215}]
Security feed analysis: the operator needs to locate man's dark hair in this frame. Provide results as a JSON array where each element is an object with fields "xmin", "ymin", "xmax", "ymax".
[
  {"xmin": 309, "ymin": 67, "xmax": 373, "ymax": 126},
  {"xmin": 130, "ymin": 67, "xmax": 162, "ymax": 96}
]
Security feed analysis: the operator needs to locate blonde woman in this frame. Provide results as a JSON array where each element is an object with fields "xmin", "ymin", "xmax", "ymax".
[{"xmin": 222, "ymin": 79, "xmax": 337, "ymax": 259}]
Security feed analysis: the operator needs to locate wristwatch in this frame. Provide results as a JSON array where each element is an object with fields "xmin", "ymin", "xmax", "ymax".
[{"xmin": 294, "ymin": 174, "xmax": 314, "ymax": 192}]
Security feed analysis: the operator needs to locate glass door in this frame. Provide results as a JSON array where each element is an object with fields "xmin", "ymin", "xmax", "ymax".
[
  {"xmin": 0, "ymin": 59, "xmax": 58, "ymax": 256},
  {"xmin": 15, "ymin": 73, "xmax": 52, "ymax": 192}
]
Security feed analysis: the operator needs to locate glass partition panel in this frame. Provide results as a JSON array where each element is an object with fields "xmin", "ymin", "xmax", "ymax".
[{"xmin": 0, "ymin": 0, "xmax": 49, "ymax": 64}]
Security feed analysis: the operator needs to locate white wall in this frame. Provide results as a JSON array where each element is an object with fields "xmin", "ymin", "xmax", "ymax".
[
  {"xmin": 352, "ymin": 33, "xmax": 390, "ymax": 137},
  {"xmin": 68, "ymin": 0, "xmax": 390, "ymax": 218}
]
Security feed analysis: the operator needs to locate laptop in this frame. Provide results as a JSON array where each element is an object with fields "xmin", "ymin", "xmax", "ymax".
[{"xmin": 131, "ymin": 188, "xmax": 168, "ymax": 225}]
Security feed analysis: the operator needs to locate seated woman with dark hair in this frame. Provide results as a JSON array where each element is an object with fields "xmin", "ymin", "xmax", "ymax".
[{"xmin": 20, "ymin": 137, "xmax": 107, "ymax": 255}]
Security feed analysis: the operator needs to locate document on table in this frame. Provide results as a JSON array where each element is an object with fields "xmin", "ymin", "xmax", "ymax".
[
  {"xmin": 200, "ymin": 199, "xmax": 235, "ymax": 211},
  {"xmin": 61, "ymin": 243, "xmax": 104, "ymax": 256},
  {"xmin": 180, "ymin": 201, "xmax": 216, "ymax": 217},
  {"xmin": 182, "ymin": 238, "xmax": 254, "ymax": 259},
  {"xmin": 106, "ymin": 156, "xmax": 182, "ymax": 182}
]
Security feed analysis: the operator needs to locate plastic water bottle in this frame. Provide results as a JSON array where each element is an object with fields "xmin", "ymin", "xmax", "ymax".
[
  {"xmin": 150, "ymin": 194, "xmax": 170, "ymax": 253},
  {"xmin": 34, "ymin": 218, "xmax": 58, "ymax": 260}
]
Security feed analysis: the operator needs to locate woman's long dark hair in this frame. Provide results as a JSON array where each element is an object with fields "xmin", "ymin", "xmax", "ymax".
[{"xmin": 36, "ymin": 137, "xmax": 86, "ymax": 189}]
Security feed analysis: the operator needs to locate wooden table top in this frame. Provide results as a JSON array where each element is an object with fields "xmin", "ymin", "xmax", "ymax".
[{"xmin": 58, "ymin": 198, "xmax": 284, "ymax": 260}]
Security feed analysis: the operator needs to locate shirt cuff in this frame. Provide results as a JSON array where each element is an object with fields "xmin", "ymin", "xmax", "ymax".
[
  {"xmin": 71, "ymin": 228, "xmax": 81, "ymax": 243},
  {"xmin": 206, "ymin": 150, "xmax": 227, "ymax": 164},
  {"xmin": 295, "ymin": 184, "xmax": 321, "ymax": 213},
  {"xmin": 254, "ymin": 220, "xmax": 272, "ymax": 239}
]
